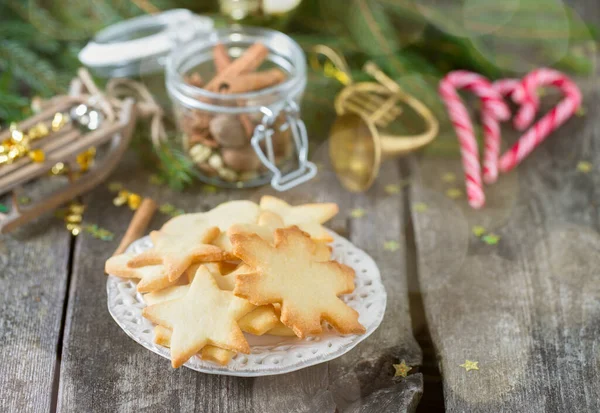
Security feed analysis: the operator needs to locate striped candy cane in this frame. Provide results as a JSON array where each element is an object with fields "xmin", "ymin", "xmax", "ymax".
[
  {"xmin": 493, "ymin": 79, "xmax": 536, "ymax": 131},
  {"xmin": 439, "ymin": 71, "xmax": 509, "ymax": 208},
  {"xmin": 478, "ymin": 78, "xmax": 534, "ymax": 184},
  {"xmin": 499, "ymin": 68, "xmax": 582, "ymax": 173}
]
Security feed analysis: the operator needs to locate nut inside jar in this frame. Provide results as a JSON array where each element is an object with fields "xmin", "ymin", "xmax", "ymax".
[{"xmin": 177, "ymin": 41, "xmax": 297, "ymax": 187}]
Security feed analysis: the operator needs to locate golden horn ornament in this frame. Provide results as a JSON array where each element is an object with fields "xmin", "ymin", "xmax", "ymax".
[{"xmin": 327, "ymin": 60, "xmax": 439, "ymax": 192}]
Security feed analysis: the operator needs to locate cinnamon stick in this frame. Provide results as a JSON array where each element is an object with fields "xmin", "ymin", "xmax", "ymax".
[
  {"xmin": 205, "ymin": 42, "xmax": 269, "ymax": 92},
  {"xmin": 113, "ymin": 197, "xmax": 157, "ymax": 256},
  {"xmin": 213, "ymin": 42, "xmax": 231, "ymax": 73},
  {"xmin": 220, "ymin": 69, "xmax": 286, "ymax": 94},
  {"xmin": 184, "ymin": 72, "xmax": 204, "ymax": 88}
]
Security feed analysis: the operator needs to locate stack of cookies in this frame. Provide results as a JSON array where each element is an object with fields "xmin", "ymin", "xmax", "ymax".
[{"xmin": 105, "ymin": 196, "xmax": 366, "ymax": 368}]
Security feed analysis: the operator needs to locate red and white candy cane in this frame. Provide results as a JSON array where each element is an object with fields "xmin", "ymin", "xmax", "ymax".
[
  {"xmin": 479, "ymin": 78, "xmax": 533, "ymax": 184},
  {"xmin": 499, "ymin": 68, "xmax": 582, "ymax": 173},
  {"xmin": 439, "ymin": 71, "xmax": 509, "ymax": 208},
  {"xmin": 493, "ymin": 79, "xmax": 536, "ymax": 131}
]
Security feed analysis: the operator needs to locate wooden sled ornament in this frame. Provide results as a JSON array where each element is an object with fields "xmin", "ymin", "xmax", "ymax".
[{"xmin": 0, "ymin": 86, "xmax": 137, "ymax": 233}]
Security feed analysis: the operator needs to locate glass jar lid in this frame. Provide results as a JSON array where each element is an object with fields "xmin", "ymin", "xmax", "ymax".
[{"xmin": 78, "ymin": 9, "xmax": 214, "ymax": 78}]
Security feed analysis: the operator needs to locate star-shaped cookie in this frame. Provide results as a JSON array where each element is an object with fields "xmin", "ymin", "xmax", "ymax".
[
  {"xmin": 127, "ymin": 225, "xmax": 222, "ymax": 282},
  {"xmin": 106, "ymin": 253, "xmax": 180, "ymax": 293},
  {"xmin": 129, "ymin": 201, "xmax": 260, "ymax": 282},
  {"xmin": 142, "ymin": 265, "xmax": 254, "ymax": 368},
  {"xmin": 259, "ymin": 196, "xmax": 338, "ymax": 242},
  {"xmin": 153, "ymin": 325, "xmax": 234, "ymax": 366},
  {"xmin": 231, "ymin": 226, "xmax": 365, "ymax": 338}
]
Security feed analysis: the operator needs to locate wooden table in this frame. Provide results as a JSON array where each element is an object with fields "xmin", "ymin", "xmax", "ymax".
[{"xmin": 2, "ymin": 8, "xmax": 600, "ymax": 413}]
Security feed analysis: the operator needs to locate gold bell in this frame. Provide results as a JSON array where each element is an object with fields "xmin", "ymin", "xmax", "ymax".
[{"xmin": 328, "ymin": 61, "xmax": 439, "ymax": 192}]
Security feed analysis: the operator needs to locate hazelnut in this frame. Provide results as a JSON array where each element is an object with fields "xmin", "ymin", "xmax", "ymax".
[
  {"xmin": 222, "ymin": 146, "xmax": 262, "ymax": 172},
  {"xmin": 197, "ymin": 162, "xmax": 218, "ymax": 177},
  {"xmin": 209, "ymin": 114, "xmax": 247, "ymax": 148}
]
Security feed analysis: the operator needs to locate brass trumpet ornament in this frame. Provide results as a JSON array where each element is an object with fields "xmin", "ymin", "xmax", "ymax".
[{"xmin": 327, "ymin": 60, "xmax": 439, "ymax": 192}]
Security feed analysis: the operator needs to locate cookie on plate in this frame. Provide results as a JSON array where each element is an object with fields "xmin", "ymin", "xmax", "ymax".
[
  {"xmin": 231, "ymin": 226, "xmax": 365, "ymax": 338},
  {"xmin": 143, "ymin": 265, "xmax": 254, "ymax": 368}
]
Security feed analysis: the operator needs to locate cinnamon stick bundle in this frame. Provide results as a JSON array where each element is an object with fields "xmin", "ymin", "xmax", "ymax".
[{"xmin": 205, "ymin": 42, "xmax": 269, "ymax": 93}]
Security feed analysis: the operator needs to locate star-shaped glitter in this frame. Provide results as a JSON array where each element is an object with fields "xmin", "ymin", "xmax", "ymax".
[
  {"xmin": 393, "ymin": 360, "xmax": 412, "ymax": 377},
  {"xmin": 413, "ymin": 202, "xmax": 428, "ymax": 212},
  {"xmin": 577, "ymin": 161, "xmax": 592, "ymax": 173},
  {"xmin": 384, "ymin": 184, "xmax": 400, "ymax": 194},
  {"xmin": 472, "ymin": 226, "xmax": 486, "ymax": 237},
  {"xmin": 149, "ymin": 174, "xmax": 165, "ymax": 185},
  {"xmin": 446, "ymin": 188, "xmax": 463, "ymax": 199},
  {"xmin": 384, "ymin": 240, "xmax": 400, "ymax": 252},
  {"xmin": 442, "ymin": 172, "xmax": 456, "ymax": 183},
  {"xmin": 576, "ymin": 107, "xmax": 586, "ymax": 117},
  {"xmin": 108, "ymin": 182, "xmax": 123, "ymax": 192},
  {"xmin": 460, "ymin": 360, "xmax": 479, "ymax": 371},
  {"xmin": 350, "ymin": 208, "xmax": 366, "ymax": 218},
  {"xmin": 202, "ymin": 185, "xmax": 219, "ymax": 194},
  {"xmin": 384, "ymin": 180, "xmax": 410, "ymax": 195},
  {"xmin": 482, "ymin": 234, "xmax": 500, "ymax": 245}
]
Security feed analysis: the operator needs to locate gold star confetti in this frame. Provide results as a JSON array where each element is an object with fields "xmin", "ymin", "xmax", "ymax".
[
  {"xmin": 446, "ymin": 188, "xmax": 463, "ymax": 199},
  {"xmin": 108, "ymin": 182, "xmax": 123, "ymax": 192},
  {"xmin": 482, "ymin": 233, "xmax": 500, "ymax": 245},
  {"xmin": 384, "ymin": 240, "xmax": 400, "ymax": 252},
  {"xmin": 84, "ymin": 224, "xmax": 114, "ymax": 241},
  {"xmin": 576, "ymin": 107, "xmax": 586, "ymax": 117},
  {"xmin": 577, "ymin": 161, "xmax": 592, "ymax": 173},
  {"xmin": 148, "ymin": 174, "xmax": 165, "ymax": 186},
  {"xmin": 472, "ymin": 225, "xmax": 486, "ymax": 237},
  {"xmin": 18, "ymin": 196, "xmax": 31, "ymax": 205},
  {"xmin": 202, "ymin": 185, "xmax": 218, "ymax": 194},
  {"xmin": 385, "ymin": 184, "xmax": 400, "ymax": 194},
  {"xmin": 413, "ymin": 202, "xmax": 428, "ymax": 212},
  {"xmin": 350, "ymin": 208, "xmax": 366, "ymax": 218},
  {"xmin": 393, "ymin": 360, "xmax": 412, "ymax": 378},
  {"xmin": 159, "ymin": 203, "xmax": 185, "ymax": 217},
  {"xmin": 384, "ymin": 179, "xmax": 411, "ymax": 195},
  {"xmin": 460, "ymin": 360, "xmax": 479, "ymax": 372},
  {"xmin": 442, "ymin": 172, "xmax": 456, "ymax": 183}
]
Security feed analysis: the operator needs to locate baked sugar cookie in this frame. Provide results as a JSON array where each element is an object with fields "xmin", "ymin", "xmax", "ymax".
[
  {"xmin": 231, "ymin": 226, "xmax": 365, "ymax": 338},
  {"xmin": 143, "ymin": 265, "xmax": 254, "ymax": 368}
]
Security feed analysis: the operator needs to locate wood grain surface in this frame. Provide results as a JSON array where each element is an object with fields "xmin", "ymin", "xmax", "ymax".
[
  {"xmin": 0, "ymin": 210, "xmax": 71, "ymax": 412},
  {"xmin": 55, "ymin": 148, "xmax": 422, "ymax": 412}
]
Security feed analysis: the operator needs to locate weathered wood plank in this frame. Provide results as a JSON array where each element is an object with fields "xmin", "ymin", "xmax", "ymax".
[
  {"xmin": 409, "ymin": 77, "xmax": 600, "ymax": 410},
  {"xmin": 0, "ymin": 210, "xmax": 71, "ymax": 412},
  {"xmin": 57, "ymin": 145, "xmax": 422, "ymax": 412}
]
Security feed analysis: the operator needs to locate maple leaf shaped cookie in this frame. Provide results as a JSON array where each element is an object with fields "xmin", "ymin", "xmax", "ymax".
[
  {"xmin": 143, "ymin": 265, "xmax": 253, "ymax": 368},
  {"xmin": 228, "ymin": 211, "xmax": 332, "ymax": 261},
  {"xmin": 231, "ymin": 226, "xmax": 365, "ymax": 338},
  {"xmin": 259, "ymin": 196, "xmax": 338, "ymax": 242}
]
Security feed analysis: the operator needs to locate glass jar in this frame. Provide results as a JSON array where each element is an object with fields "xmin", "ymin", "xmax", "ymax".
[{"xmin": 165, "ymin": 26, "xmax": 316, "ymax": 190}]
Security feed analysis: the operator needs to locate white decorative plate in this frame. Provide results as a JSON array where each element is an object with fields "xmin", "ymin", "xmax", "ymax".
[{"xmin": 106, "ymin": 231, "xmax": 387, "ymax": 376}]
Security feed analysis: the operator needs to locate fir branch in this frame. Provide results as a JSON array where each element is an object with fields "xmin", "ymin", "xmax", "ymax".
[
  {"xmin": 0, "ymin": 40, "xmax": 64, "ymax": 96},
  {"xmin": 153, "ymin": 140, "xmax": 200, "ymax": 191}
]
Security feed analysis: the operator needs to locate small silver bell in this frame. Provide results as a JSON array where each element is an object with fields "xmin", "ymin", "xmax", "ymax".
[{"xmin": 70, "ymin": 103, "xmax": 104, "ymax": 131}]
